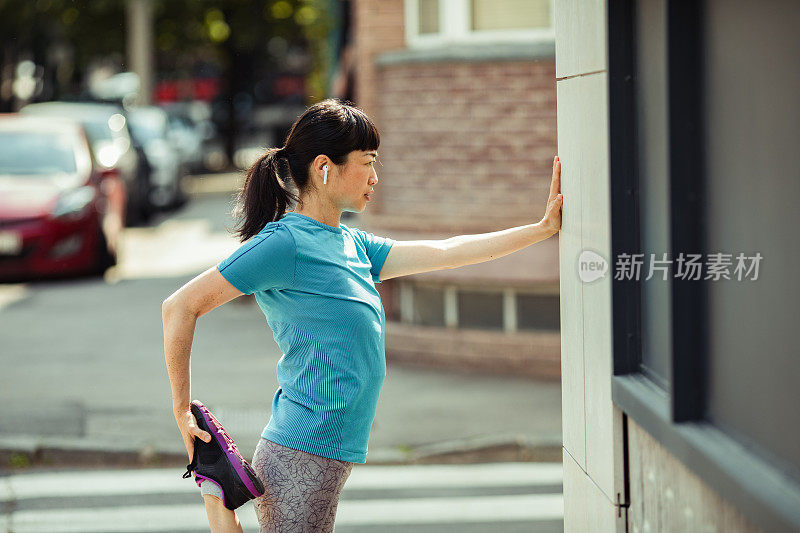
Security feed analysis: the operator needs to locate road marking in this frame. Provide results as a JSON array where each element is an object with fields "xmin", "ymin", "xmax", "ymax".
[
  {"xmin": 2, "ymin": 462, "xmax": 563, "ymax": 532},
  {"xmin": 0, "ymin": 283, "xmax": 28, "ymax": 311},
  {"xmin": 9, "ymin": 494, "xmax": 563, "ymax": 532},
  {"xmin": 2, "ymin": 462, "xmax": 562, "ymax": 500}
]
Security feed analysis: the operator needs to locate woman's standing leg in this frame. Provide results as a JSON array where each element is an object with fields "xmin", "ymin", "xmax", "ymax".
[
  {"xmin": 201, "ymin": 493, "xmax": 243, "ymax": 533},
  {"xmin": 251, "ymin": 437, "xmax": 354, "ymax": 532},
  {"xmin": 318, "ymin": 459, "xmax": 353, "ymax": 531}
]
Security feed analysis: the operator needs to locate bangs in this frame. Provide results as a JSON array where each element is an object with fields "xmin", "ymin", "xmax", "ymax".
[{"xmin": 343, "ymin": 106, "xmax": 380, "ymax": 153}]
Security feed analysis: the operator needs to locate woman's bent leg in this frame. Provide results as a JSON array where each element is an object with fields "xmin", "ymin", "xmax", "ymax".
[
  {"xmin": 251, "ymin": 437, "xmax": 354, "ymax": 533},
  {"xmin": 201, "ymin": 492, "xmax": 243, "ymax": 533}
]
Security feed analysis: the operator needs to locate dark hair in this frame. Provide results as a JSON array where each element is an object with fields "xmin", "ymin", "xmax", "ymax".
[{"xmin": 229, "ymin": 98, "xmax": 380, "ymax": 242}]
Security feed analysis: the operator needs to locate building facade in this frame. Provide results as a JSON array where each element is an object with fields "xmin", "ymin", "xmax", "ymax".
[
  {"xmin": 556, "ymin": 0, "xmax": 800, "ymax": 531},
  {"xmin": 350, "ymin": 0, "xmax": 561, "ymax": 379}
]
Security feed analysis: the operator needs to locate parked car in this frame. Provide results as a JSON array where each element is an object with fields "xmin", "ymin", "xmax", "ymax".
[
  {"xmin": 0, "ymin": 115, "xmax": 126, "ymax": 281},
  {"xmin": 19, "ymin": 101, "xmax": 152, "ymax": 225},
  {"xmin": 126, "ymin": 105, "xmax": 188, "ymax": 210},
  {"xmin": 160, "ymin": 101, "xmax": 218, "ymax": 173},
  {"xmin": 162, "ymin": 110, "xmax": 204, "ymax": 173}
]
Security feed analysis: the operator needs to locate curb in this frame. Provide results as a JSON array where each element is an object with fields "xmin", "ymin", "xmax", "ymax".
[
  {"xmin": 398, "ymin": 434, "xmax": 563, "ymax": 465},
  {"xmin": 0, "ymin": 434, "xmax": 562, "ymax": 472},
  {"xmin": 0, "ymin": 435, "xmax": 174, "ymax": 471}
]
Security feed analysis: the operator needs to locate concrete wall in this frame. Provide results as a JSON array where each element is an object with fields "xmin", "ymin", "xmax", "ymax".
[
  {"xmin": 554, "ymin": 0, "xmax": 627, "ymax": 529},
  {"xmin": 626, "ymin": 417, "xmax": 763, "ymax": 533}
]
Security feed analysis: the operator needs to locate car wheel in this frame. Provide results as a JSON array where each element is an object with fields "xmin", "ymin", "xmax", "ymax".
[
  {"xmin": 168, "ymin": 169, "xmax": 190, "ymax": 210},
  {"xmin": 125, "ymin": 176, "xmax": 155, "ymax": 227},
  {"xmin": 124, "ymin": 198, "xmax": 153, "ymax": 227},
  {"xmin": 91, "ymin": 228, "xmax": 117, "ymax": 277},
  {"xmin": 171, "ymin": 185, "xmax": 190, "ymax": 210}
]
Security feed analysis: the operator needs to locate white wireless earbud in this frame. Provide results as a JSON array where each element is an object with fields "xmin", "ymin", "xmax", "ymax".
[{"xmin": 323, "ymin": 165, "xmax": 329, "ymax": 185}]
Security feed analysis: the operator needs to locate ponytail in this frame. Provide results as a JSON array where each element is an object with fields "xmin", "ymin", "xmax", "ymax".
[{"xmin": 231, "ymin": 147, "xmax": 299, "ymax": 242}]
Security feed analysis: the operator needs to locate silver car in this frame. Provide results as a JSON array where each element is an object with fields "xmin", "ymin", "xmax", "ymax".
[{"xmin": 126, "ymin": 106, "xmax": 188, "ymax": 210}]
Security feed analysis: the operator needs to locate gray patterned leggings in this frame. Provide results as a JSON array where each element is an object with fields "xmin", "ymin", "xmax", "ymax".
[{"xmin": 200, "ymin": 437, "xmax": 354, "ymax": 532}]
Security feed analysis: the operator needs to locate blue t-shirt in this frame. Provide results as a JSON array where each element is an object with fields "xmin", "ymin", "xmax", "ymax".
[{"xmin": 216, "ymin": 211, "xmax": 395, "ymax": 463}]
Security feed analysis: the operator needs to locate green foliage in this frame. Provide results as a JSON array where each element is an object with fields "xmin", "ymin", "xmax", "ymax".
[
  {"xmin": 0, "ymin": 0, "xmax": 337, "ymax": 101},
  {"xmin": 7, "ymin": 452, "xmax": 31, "ymax": 469},
  {"xmin": 0, "ymin": 0, "xmax": 126, "ymax": 68}
]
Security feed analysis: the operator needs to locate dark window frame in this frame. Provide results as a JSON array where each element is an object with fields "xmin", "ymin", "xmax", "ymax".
[{"xmin": 608, "ymin": 1, "xmax": 800, "ymax": 531}]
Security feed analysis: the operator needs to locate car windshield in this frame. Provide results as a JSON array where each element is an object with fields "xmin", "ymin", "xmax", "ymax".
[
  {"xmin": 0, "ymin": 132, "xmax": 77, "ymax": 175},
  {"xmin": 169, "ymin": 115, "xmax": 194, "ymax": 130},
  {"xmin": 128, "ymin": 111, "xmax": 167, "ymax": 144},
  {"xmin": 81, "ymin": 120, "xmax": 115, "ymax": 143}
]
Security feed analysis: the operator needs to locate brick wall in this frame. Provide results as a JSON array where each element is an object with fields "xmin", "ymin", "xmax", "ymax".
[
  {"xmin": 373, "ymin": 60, "xmax": 557, "ymax": 233},
  {"xmin": 351, "ymin": 0, "xmax": 557, "ymax": 233},
  {"xmin": 351, "ymin": 0, "xmax": 405, "ymax": 123},
  {"xmin": 386, "ymin": 322, "xmax": 561, "ymax": 380}
]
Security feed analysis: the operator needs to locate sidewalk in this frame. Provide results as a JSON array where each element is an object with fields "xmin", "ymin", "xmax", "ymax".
[
  {"xmin": 181, "ymin": 171, "xmax": 244, "ymax": 196},
  {"xmin": 0, "ymin": 363, "xmax": 562, "ymax": 469}
]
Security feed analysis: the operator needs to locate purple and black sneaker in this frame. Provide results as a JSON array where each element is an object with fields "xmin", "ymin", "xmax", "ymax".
[{"xmin": 181, "ymin": 400, "xmax": 265, "ymax": 510}]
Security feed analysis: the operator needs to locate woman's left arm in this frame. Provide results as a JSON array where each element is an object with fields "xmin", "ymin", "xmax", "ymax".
[{"xmin": 378, "ymin": 156, "xmax": 562, "ymax": 280}]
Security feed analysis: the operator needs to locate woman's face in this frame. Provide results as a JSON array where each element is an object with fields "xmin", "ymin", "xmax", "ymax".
[{"xmin": 336, "ymin": 150, "xmax": 379, "ymax": 213}]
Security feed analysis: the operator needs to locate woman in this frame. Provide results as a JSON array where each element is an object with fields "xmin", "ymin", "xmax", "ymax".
[{"xmin": 163, "ymin": 98, "xmax": 563, "ymax": 532}]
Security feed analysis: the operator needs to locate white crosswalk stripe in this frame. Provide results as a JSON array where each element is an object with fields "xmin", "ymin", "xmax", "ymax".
[{"xmin": 0, "ymin": 462, "xmax": 564, "ymax": 532}]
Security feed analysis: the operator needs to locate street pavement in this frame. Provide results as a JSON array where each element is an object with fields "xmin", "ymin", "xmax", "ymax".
[{"xmin": 0, "ymin": 462, "xmax": 563, "ymax": 532}]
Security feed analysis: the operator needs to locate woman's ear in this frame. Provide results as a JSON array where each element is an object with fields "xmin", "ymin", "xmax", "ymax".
[{"xmin": 312, "ymin": 155, "xmax": 330, "ymax": 177}]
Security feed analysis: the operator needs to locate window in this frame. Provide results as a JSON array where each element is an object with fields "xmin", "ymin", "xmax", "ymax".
[
  {"xmin": 457, "ymin": 290, "xmax": 503, "ymax": 330},
  {"xmin": 608, "ymin": 0, "xmax": 800, "ymax": 529},
  {"xmin": 702, "ymin": 0, "xmax": 800, "ymax": 484},
  {"xmin": 405, "ymin": 0, "xmax": 554, "ymax": 47},
  {"xmin": 471, "ymin": 0, "xmax": 550, "ymax": 31},
  {"xmin": 398, "ymin": 282, "xmax": 559, "ymax": 333},
  {"xmin": 418, "ymin": 0, "xmax": 440, "ymax": 34},
  {"xmin": 634, "ymin": 0, "xmax": 671, "ymax": 392},
  {"xmin": 411, "ymin": 284, "xmax": 445, "ymax": 326},
  {"xmin": 516, "ymin": 293, "xmax": 560, "ymax": 331}
]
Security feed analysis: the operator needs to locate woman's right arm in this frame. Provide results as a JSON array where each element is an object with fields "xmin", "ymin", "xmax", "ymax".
[{"xmin": 162, "ymin": 265, "xmax": 245, "ymax": 455}]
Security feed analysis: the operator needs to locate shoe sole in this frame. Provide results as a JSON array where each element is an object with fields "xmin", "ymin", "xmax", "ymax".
[{"xmin": 191, "ymin": 400, "xmax": 264, "ymax": 499}]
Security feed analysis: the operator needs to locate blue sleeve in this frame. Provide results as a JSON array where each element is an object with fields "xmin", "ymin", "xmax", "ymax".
[
  {"xmin": 350, "ymin": 227, "xmax": 395, "ymax": 284},
  {"xmin": 216, "ymin": 225, "xmax": 296, "ymax": 294}
]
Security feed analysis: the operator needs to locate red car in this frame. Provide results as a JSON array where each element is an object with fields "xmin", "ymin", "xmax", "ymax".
[{"xmin": 0, "ymin": 115, "xmax": 127, "ymax": 281}]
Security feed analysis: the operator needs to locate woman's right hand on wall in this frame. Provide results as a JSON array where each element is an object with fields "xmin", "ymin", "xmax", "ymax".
[
  {"xmin": 540, "ymin": 155, "xmax": 563, "ymax": 234},
  {"xmin": 174, "ymin": 406, "xmax": 213, "ymax": 462}
]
